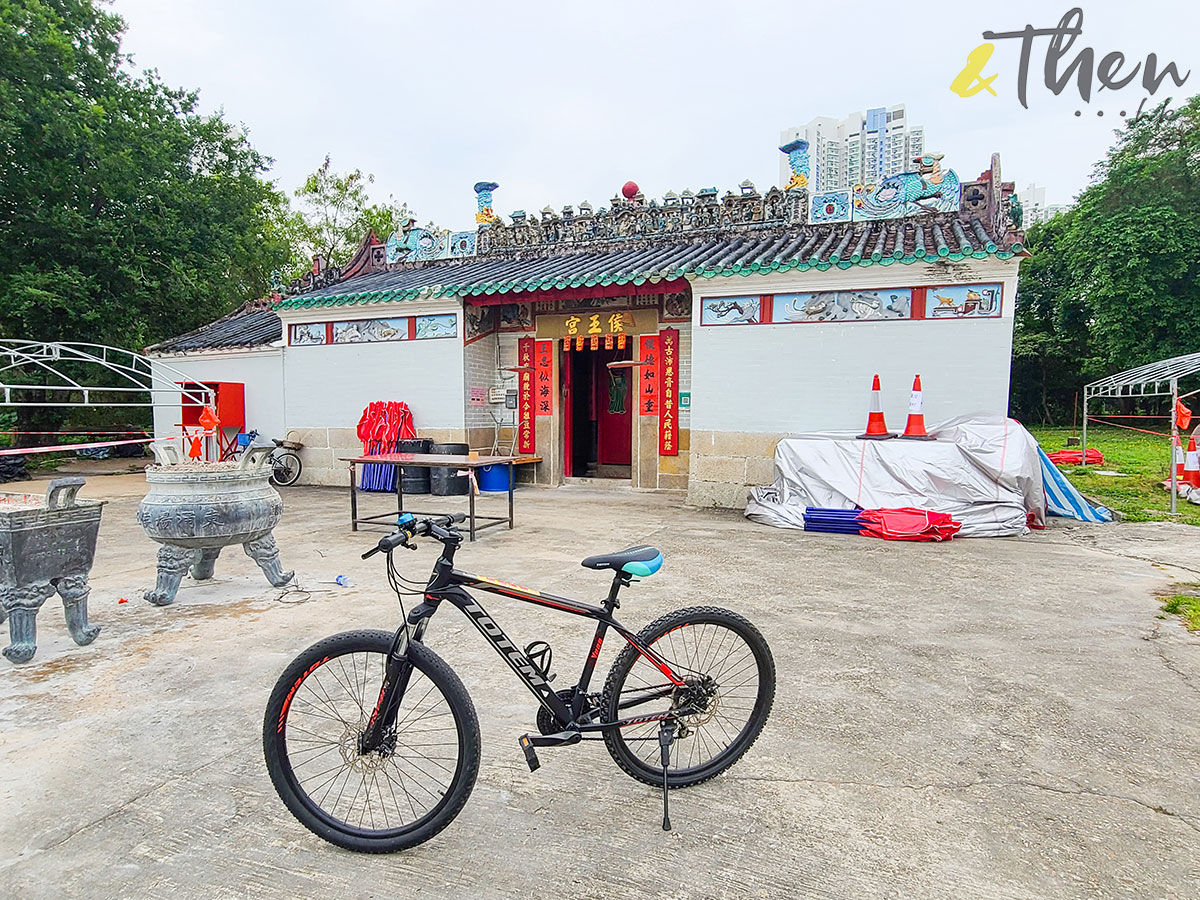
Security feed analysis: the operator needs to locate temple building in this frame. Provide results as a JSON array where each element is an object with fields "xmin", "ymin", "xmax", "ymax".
[{"xmin": 149, "ymin": 143, "xmax": 1027, "ymax": 509}]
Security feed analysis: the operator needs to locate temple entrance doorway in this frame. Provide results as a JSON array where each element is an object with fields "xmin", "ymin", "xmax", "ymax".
[{"xmin": 564, "ymin": 344, "xmax": 632, "ymax": 479}]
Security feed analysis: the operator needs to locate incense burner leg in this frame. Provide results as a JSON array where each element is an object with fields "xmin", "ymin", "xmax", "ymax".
[
  {"xmin": 1, "ymin": 583, "xmax": 54, "ymax": 663},
  {"xmin": 146, "ymin": 544, "xmax": 196, "ymax": 606},
  {"xmin": 191, "ymin": 547, "xmax": 222, "ymax": 581},
  {"xmin": 56, "ymin": 574, "xmax": 101, "ymax": 647},
  {"xmin": 244, "ymin": 533, "xmax": 293, "ymax": 587}
]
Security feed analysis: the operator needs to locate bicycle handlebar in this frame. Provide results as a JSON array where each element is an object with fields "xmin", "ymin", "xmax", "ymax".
[{"xmin": 361, "ymin": 513, "xmax": 467, "ymax": 559}]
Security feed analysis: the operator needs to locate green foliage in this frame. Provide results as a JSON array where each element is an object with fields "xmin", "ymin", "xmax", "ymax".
[
  {"xmin": 1065, "ymin": 98, "xmax": 1200, "ymax": 368},
  {"xmin": 0, "ymin": 0, "xmax": 294, "ymax": 350},
  {"xmin": 291, "ymin": 156, "xmax": 409, "ymax": 279},
  {"xmin": 1012, "ymin": 97, "xmax": 1200, "ymax": 423},
  {"xmin": 1161, "ymin": 590, "xmax": 1200, "ymax": 631}
]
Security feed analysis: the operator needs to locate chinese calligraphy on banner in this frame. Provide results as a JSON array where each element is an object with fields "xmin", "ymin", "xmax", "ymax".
[
  {"xmin": 534, "ymin": 340, "xmax": 553, "ymax": 417},
  {"xmin": 517, "ymin": 337, "xmax": 535, "ymax": 453},
  {"xmin": 659, "ymin": 328, "xmax": 679, "ymax": 456},
  {"xmin": 638, "ymin": 335, "xmax": 659, "ymax": 416}
]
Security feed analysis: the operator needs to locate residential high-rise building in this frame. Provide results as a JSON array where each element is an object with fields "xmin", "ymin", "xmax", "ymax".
[
  {"xmin": 1016, "ymin": 183, "xmax": 1069, "ymax": 225},
  {"xmin": 779, "ymin": 105, "xmax": 927, "ymax": 192}
]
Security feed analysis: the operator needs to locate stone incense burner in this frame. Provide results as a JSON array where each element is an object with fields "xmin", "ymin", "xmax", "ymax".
[
  {"xmin": 0, "ymin": 477, "xmax": 104, "ymax": 664},
  {"xmin": 138, "ymin": 445, "xmax": 293, "ymax": 605}
]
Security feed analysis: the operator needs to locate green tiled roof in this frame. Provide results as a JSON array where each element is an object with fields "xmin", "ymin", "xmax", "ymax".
[{"xmin": 275, "ymin": 215, "xmax": 1023, "ymax": 310}]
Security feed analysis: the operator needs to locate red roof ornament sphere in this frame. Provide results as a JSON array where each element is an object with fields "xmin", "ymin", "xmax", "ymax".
[{"xmin": 621, "ymin": 181, "xmax": 639, "ymax": 200}]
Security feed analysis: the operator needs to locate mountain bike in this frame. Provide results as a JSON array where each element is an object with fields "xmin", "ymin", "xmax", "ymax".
[{"xmin": 262, "ymin": 513, "xmax": 776, "ymax": 853}]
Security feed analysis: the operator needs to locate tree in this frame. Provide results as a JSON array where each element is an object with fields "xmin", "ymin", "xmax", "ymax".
[
  {"xmin": 1064, "ymin": 98, "xmax": 1200, "ymax": 370},
  {"xmin": 0, "ymin": 0, "xmax": 293, "ymax": 349},
  {"xmin": 1010, "ymin": 214, "xmax": 1096, "ymax": 423},
  {"xmin": 292, "ymin": 156, "xmax": 401, "ymax": 270}
]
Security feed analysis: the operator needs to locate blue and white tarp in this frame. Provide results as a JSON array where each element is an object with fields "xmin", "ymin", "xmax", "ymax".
[{"xmin": 1038, "ymin": 447, "xmax": 1112, "ymax": 522}]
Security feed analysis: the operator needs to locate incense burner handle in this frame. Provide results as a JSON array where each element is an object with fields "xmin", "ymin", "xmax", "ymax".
[{"xmin": 45, "ymin": 477, "xmax": 85, "ymax": 510}]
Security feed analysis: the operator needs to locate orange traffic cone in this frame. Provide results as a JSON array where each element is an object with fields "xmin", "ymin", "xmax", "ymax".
[
  {"xmin": 1186, "ymin": 437, "xmax": 1200, "ymax": 489},
  {"xmin": 1175, "ymin": 437, "xmax": 1186, "ymax": 480},
  {"xmin": 857, "ymin": 374, "xmax": 897, "ymax": 440},
  {"xmin": 899, "ymin": 375, "xmax": 936, "ymax": 440}
]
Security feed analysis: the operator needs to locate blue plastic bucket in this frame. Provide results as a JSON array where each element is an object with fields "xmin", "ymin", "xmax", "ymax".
[{"xmin": 478, "ymin": 464, "xmax": 511, "ymax": 492}]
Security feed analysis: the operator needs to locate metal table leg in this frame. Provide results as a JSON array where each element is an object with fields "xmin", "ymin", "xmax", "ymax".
[
  {"xmin": 396, "ymin": 464, "xmax": 405, "ymax": 515},
  {"xmin": 469, "ymin": 473, "xmax": 477, "ymax": 542},
  {"xmin": 349, "ymin": 463, "xmax": 358, "ymax": 531},
  {"xmin": 508, "ymin": 463, "xmax": 514, "ymax": 529}
]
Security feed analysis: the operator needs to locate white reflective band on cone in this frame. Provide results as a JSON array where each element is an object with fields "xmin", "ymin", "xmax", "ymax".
[
  {"xmin": 909, "ymin": 391, "xmax": 923, "ymax": 413},
  {"xmin": 1187, "ymin": 450, "xmax": 1199, "ymax": 470}
]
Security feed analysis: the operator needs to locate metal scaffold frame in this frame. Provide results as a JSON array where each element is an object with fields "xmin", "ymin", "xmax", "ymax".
[{"xmin": 1083, "ymin": 351, "xmax": 1200, "ymax": 514}]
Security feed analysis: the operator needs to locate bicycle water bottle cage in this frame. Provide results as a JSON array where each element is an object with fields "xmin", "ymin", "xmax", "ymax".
[
  {"xmin": 524, "ymin": 641, "xmax": 555, "ymax": 682},
  {"xmin": 580, "ymin": 546, "xmax": 663, "ymax": 578}
]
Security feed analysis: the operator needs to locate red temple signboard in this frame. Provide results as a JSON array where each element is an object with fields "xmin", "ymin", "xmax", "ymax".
[
  {"xmin": 518, "ymin": 337, "xmax": 535, "ymax": 452},
  {"xmin": 534, "ymin": 340, "xmax": 553, "ymax": 417},
  {"xmin": 659, "ymin": 328, "xmax": 678, "ymax": 456},
  {"xmin": 638, "ymin": 335, "xmax": 659, "ymax": 416}
]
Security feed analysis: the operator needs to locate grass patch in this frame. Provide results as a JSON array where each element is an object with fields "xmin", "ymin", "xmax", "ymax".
[
  {"xmin": 1028, "ymin": 424, "xmax": 1200, "ymax": 526},
  {"xmin": 1160, "ymin": 583, "xmax": 1200, "ymax": 632}
]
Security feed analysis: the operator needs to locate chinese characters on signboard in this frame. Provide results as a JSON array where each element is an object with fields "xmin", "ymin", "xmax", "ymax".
[
  {"xmin": 638, "ymin": 335, "xmax": 659, "ymax": 416},
  {"xmin": 659, "ymin": 329, "xmax": 679, "ymax": 456},
  {"xmin": 517, "ymin": 337, "xmax": 535, "ymax": 453},
  {"xmin": 534, "ymin": 340, "xmax": 553, "ymax": 417}
]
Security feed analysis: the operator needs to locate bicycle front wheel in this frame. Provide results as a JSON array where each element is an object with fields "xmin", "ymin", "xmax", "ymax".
[
  {"xmin": 271, "ymin": 450, "xmax": 302, "ymax": 486},
  {"xmin": 263, "ymin": 630, "xmax": 480, "ymax": 853},
  {"xmin": 601, "ymin": 606, "xmax": 775, "ymax": 788}
]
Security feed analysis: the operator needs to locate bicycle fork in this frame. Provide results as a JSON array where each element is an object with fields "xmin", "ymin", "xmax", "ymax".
[{"xmin": 358, "ymin": 625, "xmax": 415, "ymax": 755}]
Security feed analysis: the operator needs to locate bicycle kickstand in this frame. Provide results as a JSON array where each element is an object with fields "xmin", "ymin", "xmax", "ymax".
[{"xmin": 658, "ymin": 719, "xmax": 676, "ymax": 832}]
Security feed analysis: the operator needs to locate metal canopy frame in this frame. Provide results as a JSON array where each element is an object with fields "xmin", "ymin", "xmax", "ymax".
[
  {"xmin": 0, "ymin": 341, "xmax": 216, "ymax": 458},
  {"xmin": 1083, "ymin": 351, "xmax": 1200, "ymax": 513},
  {"xmin": 0, "ymin": 341, "xmax": 212, "ymax": 409}
]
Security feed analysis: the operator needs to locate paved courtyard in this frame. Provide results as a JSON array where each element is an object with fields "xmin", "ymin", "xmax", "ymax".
[{"xmin": 1, "ymin": 473, "xmax": 1198, "ymax": 899}]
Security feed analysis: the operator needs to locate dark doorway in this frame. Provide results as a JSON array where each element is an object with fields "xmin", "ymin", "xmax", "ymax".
[{"xmin": 565, "ymin": 344, "xmax": 632, "ymax": 478}]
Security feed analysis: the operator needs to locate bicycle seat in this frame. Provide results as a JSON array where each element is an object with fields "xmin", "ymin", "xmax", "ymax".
[{"xmin": 581, "ymin": 545, "xmax": 663, "ymax": 577}]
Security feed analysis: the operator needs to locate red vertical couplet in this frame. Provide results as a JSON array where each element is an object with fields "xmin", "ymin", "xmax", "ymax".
[
  {"xmin": 658, "ymin": 328, "xmax": 679, "ymax": 456},
  {"xmin": 517, "ymin": 337, "xmax": 535, "ymax": 453},
  {"xmin": 638, "ymin": 335, "xmax": 659, "ymax": 416},
  {"xmin": 534, "ymin": 340, "xmax": 553, "ymax": 417}
]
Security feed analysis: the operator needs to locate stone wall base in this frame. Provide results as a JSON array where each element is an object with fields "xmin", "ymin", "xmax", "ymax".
[{"xmin": 685, "ymin": 430, "xmax": 784, "ymax": 509}]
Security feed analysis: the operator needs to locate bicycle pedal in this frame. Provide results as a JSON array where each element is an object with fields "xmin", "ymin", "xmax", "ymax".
[{"xmin": 519, "ymin": 734, "xmax": 540, "ymax": 772}]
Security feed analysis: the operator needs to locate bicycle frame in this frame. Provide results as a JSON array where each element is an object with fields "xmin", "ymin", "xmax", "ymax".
[{"xmin": 361, "ymin": 533, "xmax": 688, "ymax": 752}]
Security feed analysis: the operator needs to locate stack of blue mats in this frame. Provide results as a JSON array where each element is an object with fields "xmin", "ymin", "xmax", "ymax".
[{"xmin": 802, "ymin": 507, "xmax": 865, "ymax": 534}]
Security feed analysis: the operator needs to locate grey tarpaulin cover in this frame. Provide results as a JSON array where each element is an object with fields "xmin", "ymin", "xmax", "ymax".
[{"xmin": 745, "ymin": 415, "xmax": 1047, "ymax": 537}]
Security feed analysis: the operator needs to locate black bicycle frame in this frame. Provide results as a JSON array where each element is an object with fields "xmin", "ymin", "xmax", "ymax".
[{"xmin": 360, "ymin": 536, "xmax": 687, "ymax": 752}]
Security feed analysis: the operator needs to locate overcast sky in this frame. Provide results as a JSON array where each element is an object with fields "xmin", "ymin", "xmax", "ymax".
[{"xmin": 110, "ymin": 0, "xmax": 1196, "ymax": 232}]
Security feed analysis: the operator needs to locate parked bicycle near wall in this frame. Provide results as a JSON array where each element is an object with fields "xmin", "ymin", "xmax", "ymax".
[
  {"xmin": 226, "ymin": 430, "xmax": 303, "ymax": 486},
  {"xmin": 262, "ymin": 512, "xmax": 776, "ymax": 852}
]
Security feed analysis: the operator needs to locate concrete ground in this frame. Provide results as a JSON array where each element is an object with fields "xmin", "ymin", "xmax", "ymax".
[{"xmin": 1, "ymin": 473, "xmax": 1198, "ymax": 899}]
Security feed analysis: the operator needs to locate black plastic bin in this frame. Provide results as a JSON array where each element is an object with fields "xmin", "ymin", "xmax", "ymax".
[
  {"xmin": 429, "ymin": 442, "xmax": 470, "ymax": 496},
  {"xmin": 396, "ymin": 437, "xmax": 432, "ymax": 494}
]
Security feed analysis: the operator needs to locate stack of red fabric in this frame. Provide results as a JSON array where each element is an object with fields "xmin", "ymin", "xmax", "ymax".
[
  {"xmin": 858, "ymin": 508, "xmax": 962, "ymax": 542},
  {"xmin": 1045, "ymin": 448, "xmax": 1104, "ymax": 466},
  {"xmin": 356, "ymin": 401, "xmax": 416, "ymax": 452}
]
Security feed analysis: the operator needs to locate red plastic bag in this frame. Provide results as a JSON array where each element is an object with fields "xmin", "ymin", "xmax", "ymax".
[
  {"xmin": 1045, "ymin": 448, "xmax": 1104, "ymax": 466},
  {"xmin": 858, "ymin": 507, "xmax": 962, "ymax": 542}
]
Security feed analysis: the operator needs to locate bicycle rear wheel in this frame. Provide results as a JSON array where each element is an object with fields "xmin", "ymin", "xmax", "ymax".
[
  {"xmin": 601, "ymin": 606, "xmax": 775, "ymax": 788},
  {"xmin": 271, "ymin": 450, "xmax": 302, "ymax": 486},
  {"xmin": 263, "ymin": 630, "xmax": 480, "ymax": 853}
]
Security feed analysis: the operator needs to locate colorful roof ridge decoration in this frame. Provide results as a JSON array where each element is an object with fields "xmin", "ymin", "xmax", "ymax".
[
  {"xmin": 270, "ymin": 149, "xmax": 1022, "ymax": 311},
  {"xmin": 273, "ymin": 212, "xmax": 1023, "ymax": 311}
]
